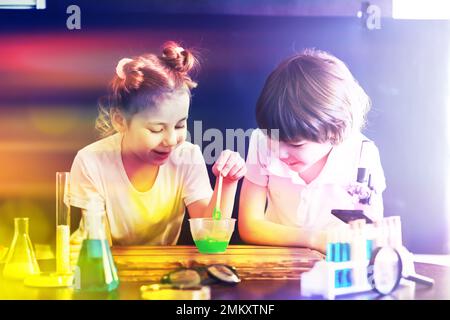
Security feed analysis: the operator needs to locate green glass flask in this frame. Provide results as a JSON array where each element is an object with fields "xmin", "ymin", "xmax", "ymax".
[{"xmin": 74, "ymin": 208, "xmax": 119, "ymax": 292}]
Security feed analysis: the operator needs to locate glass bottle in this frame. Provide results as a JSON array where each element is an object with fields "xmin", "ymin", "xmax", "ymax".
[
  {"xmin": 3, "ymin": 218, "xmax": 40, "ymax": 280},
  {"xmin": 74, "ymin": 207, "xmax": 119, "ymax": 292}
]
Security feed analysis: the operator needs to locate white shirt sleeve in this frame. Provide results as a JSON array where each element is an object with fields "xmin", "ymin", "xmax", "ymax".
[
  {"xmin": 370, "ymin": 145, "xmax": 387, "ymax": 195},
  {"xmin": 181, "ymin": 145, "xmax": 214, "ymax": 206},
  {"xmin": 245, "ymin": 129, "xmax": 269, "ymax": 187},
  {"xmin": 368, "ymin": 144, "xmax": 386, "ymax": 220},
  {"xmin": 69, "ymin": 152, "xmax": 105, "ymax": 211}
]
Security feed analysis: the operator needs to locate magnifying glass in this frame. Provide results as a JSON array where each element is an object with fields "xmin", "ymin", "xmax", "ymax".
[
  {"xmin": 161, "ymin": 264, "xmax": 241, "ymax": 286},
  {"xmin": 367, "ymin": 246, "xmax": 434, "ymax": 295}
]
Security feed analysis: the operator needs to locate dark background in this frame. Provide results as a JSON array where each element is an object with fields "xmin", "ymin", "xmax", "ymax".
[{"xmin": 0, "ymin": 0, "xmax": 449, "ymax": 253}]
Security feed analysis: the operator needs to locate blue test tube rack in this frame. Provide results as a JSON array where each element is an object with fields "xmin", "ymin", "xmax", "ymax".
[
  {"xmin": 301, "ymin": 216, "xmax": 413, "ymax": 299},
  {"xmin": 301, "ymin": 243, "xmax": 374, "ymax": 299},
  {"xmin": 302, "ymin": 260, "xmax": 373, "ymax": 299}
]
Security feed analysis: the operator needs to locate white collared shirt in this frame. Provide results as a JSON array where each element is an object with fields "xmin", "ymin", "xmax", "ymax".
[{"xmin": 245, "ymin": 129, "xmax": 386, "ymax": 231}]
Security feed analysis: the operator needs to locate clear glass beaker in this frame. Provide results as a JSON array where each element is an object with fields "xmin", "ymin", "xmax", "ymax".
[
  {"xmin": 3, "ymin": 218, "xmax": 40, "ymax": 280},
  {"xmin": 74, "ymin": 208, "xmax": 119, "ymax": 292},
  {"xmin": 56, "ymin": 172, "xmax": 71, "ymax": 274}
]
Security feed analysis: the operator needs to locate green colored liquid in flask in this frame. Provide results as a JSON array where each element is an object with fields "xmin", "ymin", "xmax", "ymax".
[
  {"xmin": 75, "ymin": 239, "xmax": 119, "ymax": 292},
  {"xmin": 194, "ymin": 238, "xmax": 229, "ymax": 254}
]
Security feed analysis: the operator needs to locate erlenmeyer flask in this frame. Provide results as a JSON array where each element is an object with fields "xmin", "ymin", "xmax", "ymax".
[
  {"xmin": 74, "ymin": 207, "xmax": 119, "ymax": 292},
  {"xmin": 3, "ymin": 218, "xmax": 40, "ymax": 280}
]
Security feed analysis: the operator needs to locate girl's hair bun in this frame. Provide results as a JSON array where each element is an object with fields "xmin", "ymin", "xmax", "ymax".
[
  {"xmin": 96, "ymin": 41, "xmax": 199, "ymax": 138},
  {"xmin": 160, "ymin": 41, "xmax": 197, "ymax": 75}
]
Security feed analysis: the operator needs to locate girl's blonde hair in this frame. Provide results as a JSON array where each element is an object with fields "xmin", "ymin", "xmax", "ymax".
[
  {"xmin": 95, "ymin": 41, "xmax": 199, "ymax": 138},
  {"xmin": 256, "ymin": 48, "xmax": 371, "ymax": 144}
]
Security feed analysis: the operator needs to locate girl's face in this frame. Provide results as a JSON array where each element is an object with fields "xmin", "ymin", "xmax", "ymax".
[
  {"xmin": 122, "ymin": 91, "xmax": 190, "ymax": 165},
  {"xmin": 269, "ymin": 138, "xmax": 333, "ymax": 173}
]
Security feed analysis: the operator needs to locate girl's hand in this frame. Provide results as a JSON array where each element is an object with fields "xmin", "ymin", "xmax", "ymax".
[{"xmin": 212, "ymin": 150, "xmax": 247, "ymax": 182}]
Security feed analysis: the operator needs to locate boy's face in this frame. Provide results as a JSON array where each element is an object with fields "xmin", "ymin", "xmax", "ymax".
[
  {"xmin": 269, "ymin": 138, "xmax": 333, "ymax": 173},
  {"xmin": 122, "ymin": 91, "xmax": 190, "ymax": 165}
]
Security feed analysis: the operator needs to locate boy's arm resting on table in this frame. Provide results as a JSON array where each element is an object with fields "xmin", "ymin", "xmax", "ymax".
[{"xmin": 238, "ymin": 178, "xmax": 327, "ymax": 253}]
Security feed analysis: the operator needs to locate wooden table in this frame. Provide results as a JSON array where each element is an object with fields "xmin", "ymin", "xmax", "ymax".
[
  {"xmin": 0, "ymin": 246, "xmax": 449, "ymax": 300},
  {"xmin": 113, "ymin": 245, "xmax": 324, "ymax": 282}
]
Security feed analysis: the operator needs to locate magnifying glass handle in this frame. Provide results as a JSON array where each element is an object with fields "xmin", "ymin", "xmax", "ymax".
[{"xmin": 404, "ymin": 273, "xmax": 435, "ymax": 286}]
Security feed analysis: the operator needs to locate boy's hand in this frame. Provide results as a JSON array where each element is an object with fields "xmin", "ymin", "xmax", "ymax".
[{"xmin": 212, "ymin": 150, "xmax": 247, "ymax": 182}]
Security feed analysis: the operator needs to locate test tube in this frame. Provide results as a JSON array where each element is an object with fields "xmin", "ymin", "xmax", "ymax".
[
  {"xmin": 340, "ymin": 227, "xmax": 351, "ymax": 288},
  {"xmin": 332, "ymin": 229, "xmax": 342, "ymax": 288},
  {"xmin": 56, "ymin": 172, "xmax": 71, "ymax": 274},
  {"xmin": 381, "ymin": 218, "xmax": 390, "ymax": 248},
  {"xmin": 372, "ymin": 220, "xmax": 381, "ymax": 248},
  {"xmin": 387, "ymin": 216, "xmax": 403, "ymax": 249},
  {"xmin": 326, "ymin": 229, "xmax": 335, "ymax": 262},
  {"xmin": 351, "ymin": 219, "xmax": 367, "ymax": 260},
  {"xmin": 349, "ymin": 219, "xmax": 368, "ymax": 288},
  {"xmin": 349, "ymin": 226, "xmax": 360, "ymax": 288}
]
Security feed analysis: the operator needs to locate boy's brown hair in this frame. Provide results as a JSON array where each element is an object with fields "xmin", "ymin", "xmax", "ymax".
[{"xmin": 256, "ymin": 49, "xmax": 371, "ymax": 144}]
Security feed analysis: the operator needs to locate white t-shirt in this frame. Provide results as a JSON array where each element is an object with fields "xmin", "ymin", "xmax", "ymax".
[
  {"xmin": 69, "ymin": 133, "xmax": 213, "ymax": 246},
  {"xmin": 245, "ymin": 129, "xmax": 386, "ymax": 231}
]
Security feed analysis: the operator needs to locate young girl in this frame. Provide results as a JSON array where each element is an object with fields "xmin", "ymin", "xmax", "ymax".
[
  {"xmin": 69, "ymin": 41, "xmax": 246, "ymax": 247},
  {"xmin": 239, "ymin": 49, "xmax": 386, "ymax": 253}
]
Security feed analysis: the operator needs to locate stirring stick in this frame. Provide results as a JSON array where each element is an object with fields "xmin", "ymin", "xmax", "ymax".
[
  {"xmin": 216, "ymin": 173, "xmax": 223, "ymax": 210},
  {"xmin": 213, "ymin": 173, "xmax": 223, "ymax": 220}
]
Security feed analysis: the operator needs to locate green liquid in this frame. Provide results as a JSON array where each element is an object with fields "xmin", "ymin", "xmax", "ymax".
[
  {"xmin": 75, "ymin": 239, "xmax": 119, "ymax": 292},
  {"xmin": 194, "ymin": 238, "xmax": 229, "ymax": 254}
]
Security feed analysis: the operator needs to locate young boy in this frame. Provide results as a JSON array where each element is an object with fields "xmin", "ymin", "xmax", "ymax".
[{"xmin": 239, "ymin": 49, "xmax": 386, "ymax": 252}]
